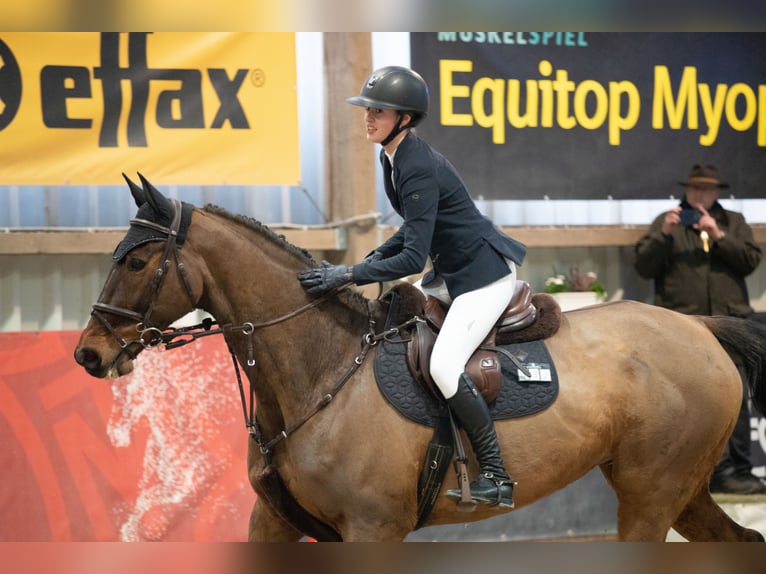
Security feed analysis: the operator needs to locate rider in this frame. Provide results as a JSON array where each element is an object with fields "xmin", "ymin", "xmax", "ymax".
[{"xmin": 298, "ymin": 66, "xmax": 526, "ymax": 509}]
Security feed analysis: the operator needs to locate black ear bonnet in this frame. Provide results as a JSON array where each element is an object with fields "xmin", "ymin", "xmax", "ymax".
[
  {"xmin": 112, "ymin": 202, "xmax": 194, "ymax": 261},
  {"xmin": 112, "ymin": 174, "xmax": 195, "ymax": 261}
]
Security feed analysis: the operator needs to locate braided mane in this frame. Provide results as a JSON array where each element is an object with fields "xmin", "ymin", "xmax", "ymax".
[
  {"xmin": 203, "ymin": 204, "xmax": 316, "ymax": 264},
  {"xmin": 201, "ymin": 204, "xmax": 370, "ymax": 315}
]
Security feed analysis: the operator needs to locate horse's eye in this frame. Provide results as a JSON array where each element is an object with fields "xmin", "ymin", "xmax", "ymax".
[{"xmin": 127, "ymin": 258, "xmax": 147, "ymax": 272}]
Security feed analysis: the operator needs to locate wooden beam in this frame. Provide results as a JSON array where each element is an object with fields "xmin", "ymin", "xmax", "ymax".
[
  {"xmin": 501, "ymin": 226, "xmax": 648, "ymax": 247},
  {"xmin": 0, "ymin": 227, "xmax": 346, "ymax": 255},
  {"xmin": 4, "ymin": 224, "xmax": 766, "ymax": 255},
  {"xmin": 378, "ymin": 224, "xmax": 766, "ymax": 248},
  {"xmin": 503, "ymin": 225, "xmax": 766, "ymax": 247}
]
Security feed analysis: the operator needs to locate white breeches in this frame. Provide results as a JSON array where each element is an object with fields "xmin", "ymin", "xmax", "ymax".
[{"xmin": 424, "ymin": 262, "xmax": 516, "ymax": 399}]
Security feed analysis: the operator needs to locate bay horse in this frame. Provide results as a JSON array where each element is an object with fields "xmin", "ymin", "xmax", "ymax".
[{"xmin": 74, "ymin": 174, "xmax": 766, "ymax": 542}]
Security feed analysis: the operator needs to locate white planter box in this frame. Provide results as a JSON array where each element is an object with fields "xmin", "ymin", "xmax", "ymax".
[{"xmin": 550, "ymin": 291, "xmax": 602, "ymax": 312}]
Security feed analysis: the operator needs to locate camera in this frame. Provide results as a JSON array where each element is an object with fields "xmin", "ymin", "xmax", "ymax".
[{"xmin": 679, "ymin": 208, "xmax": 701, "ymax": 226}]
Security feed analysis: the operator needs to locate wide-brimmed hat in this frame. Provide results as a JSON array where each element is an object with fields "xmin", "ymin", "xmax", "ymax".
[{"xmin": 678, "ymin": 163, "xmax": 729, "ymax": 189}]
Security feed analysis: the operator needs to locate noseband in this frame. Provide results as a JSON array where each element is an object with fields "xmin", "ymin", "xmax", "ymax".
[{"xmin": 91, "ymin": 198, "xmax": 197, "ymax": 358}]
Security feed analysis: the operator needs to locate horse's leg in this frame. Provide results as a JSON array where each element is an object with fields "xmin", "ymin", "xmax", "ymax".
[
  {"xmin": 248, "ymin": 497, "xmax": 303, "ymax": 542},
  {"xmin": 247, "ymin": 494, "xmax": 411, "ymax": 542},
  {"xmin": 328, "ymin": 482, "xmax": 415, "ymax": 541},
  {"xmin": 614, "ymin": 498, "xmax": 675, "ymax": 541},
  {"xmin": 598, "ymin": 462, "xmax": 680, "ymax": 541},
  {"xmin": 673, "ymin": 488, "xmax": 765, "ymax": 542},
  {"xmin": 600, "ymin": 453, "xmax": 762, "ymax": 541}
]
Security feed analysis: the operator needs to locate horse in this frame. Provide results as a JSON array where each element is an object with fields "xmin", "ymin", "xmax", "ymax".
[{"xmin": 74, "ymin": 174, "xmax": 766, "ymax": 542}]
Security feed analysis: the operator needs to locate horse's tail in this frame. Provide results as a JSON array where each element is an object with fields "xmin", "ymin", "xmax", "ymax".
[{"xmin": 698, "ymin": 315, "xmax": 766, "ymax": 417}]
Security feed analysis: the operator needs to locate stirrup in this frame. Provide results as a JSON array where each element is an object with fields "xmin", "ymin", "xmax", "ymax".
[
  {"xmin": 446, "ymin": 473, "xmax": 516, "ymax": 510},
  {"xmin": 472, "ymin": 472, "xmax": 516, "ymax": 509}
]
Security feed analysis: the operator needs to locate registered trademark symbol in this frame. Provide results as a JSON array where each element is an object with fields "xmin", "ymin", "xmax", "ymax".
[{"xmin": 251, "ymin": 69, "xmax": 265, "ymax": 87}]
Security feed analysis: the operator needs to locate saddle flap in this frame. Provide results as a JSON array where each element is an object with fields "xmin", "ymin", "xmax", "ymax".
[
  {"xmin": 406, "ymin": 319, "xmax": 439, "ymax": 397},
  {"xmin": 465, "ymin": 329, "xmax": 501, "ymax": 404},
  {"xmin": 424, "ymin": 295, "xmax": 447, "ymax": 331}
]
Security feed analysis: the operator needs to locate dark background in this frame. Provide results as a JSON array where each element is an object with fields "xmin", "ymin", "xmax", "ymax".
[{"xmin": 411, "ymin": 33, "xmax": 766, "ymax": 200}]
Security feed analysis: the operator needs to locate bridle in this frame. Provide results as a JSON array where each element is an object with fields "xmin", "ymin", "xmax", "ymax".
[
  {"xmin": 88, "ymin": 198, "xmax": 376, "ymax": 457},
  {"xmin": 90, "ymin": 198, "xmax": 197, "ymax": 359},
  {"xmin": 91, "ymin": 199, "xmax": 343, "ymax": 359}
]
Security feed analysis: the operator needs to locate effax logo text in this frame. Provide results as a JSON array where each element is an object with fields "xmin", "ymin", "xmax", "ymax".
[
  {"xmin": 0, "ymin": 40, "xmax": 22, "ymax": 131},
  {"xmin": 42, "ymin": 33, "xmax": 251, "ymax": 147}
]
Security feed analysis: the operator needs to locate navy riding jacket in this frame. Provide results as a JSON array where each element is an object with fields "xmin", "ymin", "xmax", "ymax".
[{"xmin": 351, "ymin": 133, "xmax": 526, "ymax": 299}]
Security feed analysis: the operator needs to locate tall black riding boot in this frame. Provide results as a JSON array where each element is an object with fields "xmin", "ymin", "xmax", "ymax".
[{"xmin": 446, "ymin": 372, "xmax": 515, "ymax": 508}]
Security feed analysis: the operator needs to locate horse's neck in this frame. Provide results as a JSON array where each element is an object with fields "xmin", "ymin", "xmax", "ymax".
[
  {"xmin": 192, "ymin": 212, "xmax": 369, "ymax": 425},
  {"xmin": 194, "ymin": 211, "xmax": 309, "ymax": 321}
]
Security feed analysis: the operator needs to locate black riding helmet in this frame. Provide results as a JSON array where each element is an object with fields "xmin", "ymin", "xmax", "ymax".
[{"xmin": 347, "ymin": 66, "xmax": 429, "ymax": 145}]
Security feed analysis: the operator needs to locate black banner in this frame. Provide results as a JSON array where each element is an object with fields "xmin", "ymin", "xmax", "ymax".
[{"xmin": 410, "ymin": 33, "xmax": 766, "ymax": 200}]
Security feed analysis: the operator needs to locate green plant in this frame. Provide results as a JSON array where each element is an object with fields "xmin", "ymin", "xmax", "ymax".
[{"xmin": 544, "ymin": 267, "xmax": 607, "ymax": 300}]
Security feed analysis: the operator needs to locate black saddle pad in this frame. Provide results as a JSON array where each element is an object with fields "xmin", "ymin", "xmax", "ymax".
[{"xmin": 373, "ymin": 333, "xmax": 559, "ymax": 427}]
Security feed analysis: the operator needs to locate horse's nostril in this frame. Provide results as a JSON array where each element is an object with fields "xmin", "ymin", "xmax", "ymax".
[{"xmin": 75, "ymin": 347, "xmax": 100, "ymax": 368}]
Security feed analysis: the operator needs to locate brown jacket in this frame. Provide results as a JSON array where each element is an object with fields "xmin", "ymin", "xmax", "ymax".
[{"xmin": 634, "ymin": 202, "xmax": 762, "ymax": 318}]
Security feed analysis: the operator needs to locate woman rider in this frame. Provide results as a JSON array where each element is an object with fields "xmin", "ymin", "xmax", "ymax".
[{"xmin": 298, "ymin": 66, "xmax": 526, "ymax": 509}]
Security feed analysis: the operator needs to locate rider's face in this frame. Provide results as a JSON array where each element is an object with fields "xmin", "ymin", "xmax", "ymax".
[{"xmin": 363, "ymin": 107, "xmax": 402, "ymax": 144}]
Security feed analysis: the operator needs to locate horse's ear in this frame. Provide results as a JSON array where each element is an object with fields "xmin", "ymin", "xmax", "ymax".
[
  {"xmin": 122, "ymin": 173, "xmax": 147, "ymax": 207},
  {"xmin": 137, "ymin": 172, "xmax": 174, "ymax": 219}
]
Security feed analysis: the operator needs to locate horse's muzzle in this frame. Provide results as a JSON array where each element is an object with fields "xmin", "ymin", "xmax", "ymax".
[
  {"xmin": 74, "ymin": 346, "xmax": 104, "ymax": 377},
  {"xmin": 74, "ymin": 346, "xmax": 132, "ymax": 379}
]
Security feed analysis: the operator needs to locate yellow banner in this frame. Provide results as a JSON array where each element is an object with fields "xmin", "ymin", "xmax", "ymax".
[{"xmin": 0, "ymin": 33, "xmax": 300, "ymax": 185}]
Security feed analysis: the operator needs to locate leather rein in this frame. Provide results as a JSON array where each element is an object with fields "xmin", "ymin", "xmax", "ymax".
[{"xmin": 89, "ymin": 199, "xmax": 404, "ymax": 460}]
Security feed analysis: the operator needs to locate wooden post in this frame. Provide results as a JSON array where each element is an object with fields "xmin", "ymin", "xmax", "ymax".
[{"xmin": 323, "ymin": 33, "xmax": 379, "ymax": 294}]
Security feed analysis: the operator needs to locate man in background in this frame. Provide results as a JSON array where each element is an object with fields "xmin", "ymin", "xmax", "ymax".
[{"xmin": 634, "ymin": 163, "xmax": 765, "ymax": 494}]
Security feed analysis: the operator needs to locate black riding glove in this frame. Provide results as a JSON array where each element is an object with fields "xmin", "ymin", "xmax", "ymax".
[{"xmin": 298, "ymin": 260, "xmax": 354, "ymax": 294}]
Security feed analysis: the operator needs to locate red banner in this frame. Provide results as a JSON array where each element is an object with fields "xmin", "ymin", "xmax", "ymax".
[
  {"xmin": 3, "ymin": 331, "xmax": 764, "ymax": 541},
  {"xmin": 0, "ymin": 331, "xmax": 253, "ymax": 541}
]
